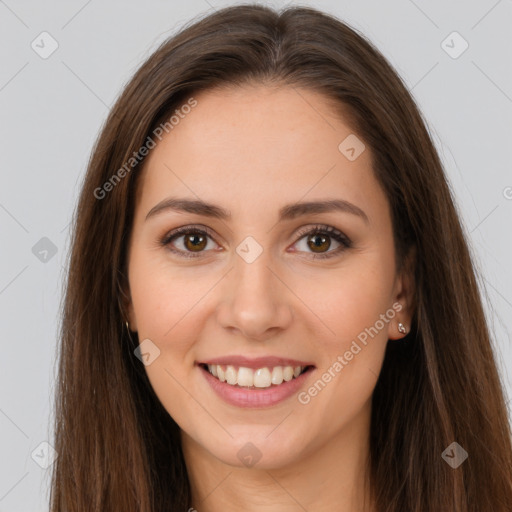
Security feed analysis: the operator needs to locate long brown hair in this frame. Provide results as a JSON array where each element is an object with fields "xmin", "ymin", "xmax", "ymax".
[{"xmin": 50, "ymin": 4, "xmax": 512, "ymax": 511}]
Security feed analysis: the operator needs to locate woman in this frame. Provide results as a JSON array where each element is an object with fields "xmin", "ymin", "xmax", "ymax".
[{"xmin": 50, "ymin": 4, "xmax": 512, "ymax": 511}]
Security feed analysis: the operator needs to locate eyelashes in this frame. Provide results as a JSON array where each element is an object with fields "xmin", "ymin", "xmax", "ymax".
[
  {"xmin": 292, "ymin": 225, "xmax": 352, "ymax": 259},
  {"xmin": 160, "ymin": 223, "xmax": 352, "ymax": 260}
]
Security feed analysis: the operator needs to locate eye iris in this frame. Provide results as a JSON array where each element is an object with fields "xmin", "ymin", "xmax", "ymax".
[
  {"xmin": 307, "ymin": 233, "xmax": 330, "ymax": 253},
  {"xmin": 184, "ymin": 233, "xmax": 207, "ymax": 252}
]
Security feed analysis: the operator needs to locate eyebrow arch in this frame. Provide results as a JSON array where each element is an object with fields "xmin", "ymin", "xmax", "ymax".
[{"xmin": 145, "ymin": 197, "xmax": 369, "ymax": 224}]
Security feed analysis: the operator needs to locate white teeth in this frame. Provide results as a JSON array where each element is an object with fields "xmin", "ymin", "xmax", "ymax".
[
  {"xmin": 271, "ymin": 366, "xmax": 283, "ymax": 385},
  {"xmin": 237, "ymin": 367, "xmax": 253, "ymax": 387},
  {"xmin": 206, "ymin": 364, "xmax": 307, "ymax": 388},
  {"xmin": 225, "ymin": 365, "xmax": 237, "ymax": 385},
  {"xmin": 253, "ymin": 368, "xmax": 272, "ymax": 388},
  {"xmin": 283, "ymin": 366, "xmax": 294, "ymax": 381}
]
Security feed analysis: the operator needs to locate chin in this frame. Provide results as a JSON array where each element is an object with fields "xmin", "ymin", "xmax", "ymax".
[{"xmin": 203, "ymin": 429, "xmax": 309, "ymax": 470}]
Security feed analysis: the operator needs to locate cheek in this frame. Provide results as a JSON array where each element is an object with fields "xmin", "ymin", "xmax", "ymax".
[
  {"xmin": 293, "ymin": 255, "xmax": 394, "ymax": 408},
  {"xmin": 128, "ymin": 250, "xmax": 223, "ymax": 406},
  {"xmin": 128, "ymin": 254, "xmax": 209, "ymax": 427},
  {"xmin": 129, "ymin": 246, "xmax": 211, "ymax": 338},
  {"xmin": 295, "ymin": 258, "xmax": 395, "ymax": 347}
]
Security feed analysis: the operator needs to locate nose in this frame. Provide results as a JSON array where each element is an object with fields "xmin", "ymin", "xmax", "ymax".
[{"xmin": 215, "ymin": 249, "xmax": 293, "ymax": 341}]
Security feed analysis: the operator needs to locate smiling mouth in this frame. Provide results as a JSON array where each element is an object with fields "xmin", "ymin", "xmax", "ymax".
[{"xmin": 199, "ymin": 363, "xmax": 314, "ymax": 389}]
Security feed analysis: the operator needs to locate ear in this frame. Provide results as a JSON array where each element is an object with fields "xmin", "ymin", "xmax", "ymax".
[
  {"xmin": 119, "ymin": 274, "xmax": 138, "ymax": 332},
  {"xmin": 388, "ymin": 245, "xmax": 416, "ymax": 340},
  {"xmin": 125, "ymin": 297, "xmax": 138, "ymax": 333}
]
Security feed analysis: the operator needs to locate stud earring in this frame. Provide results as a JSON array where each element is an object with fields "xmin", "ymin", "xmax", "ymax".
[
  {"xmin": 398, "ymin": 322, "xmax": 407, "ymax": 334},
  {"xmin": 125, "ymin": 321, "xmax": 130, "ymax": 331}
]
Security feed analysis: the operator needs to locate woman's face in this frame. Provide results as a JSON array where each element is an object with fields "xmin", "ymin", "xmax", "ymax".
[{"xmin": 126, "ymin": 84, "xmax": 412, "ymax": 469}]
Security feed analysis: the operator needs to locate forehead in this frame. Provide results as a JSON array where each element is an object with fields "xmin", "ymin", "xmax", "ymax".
[{"xmin": 136, "ymin": 85, "xmax": 387, "ymax": 224}]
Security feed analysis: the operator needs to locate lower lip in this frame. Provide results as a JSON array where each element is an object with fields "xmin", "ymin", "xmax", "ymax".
[{"xmin": 199, "ymin": 365, "xmax": 315, "ymax": 408}]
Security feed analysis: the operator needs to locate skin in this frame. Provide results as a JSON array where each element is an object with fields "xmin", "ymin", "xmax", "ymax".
[{"xmin": 125, "ymin": 84, "xmax": 414, "ymax": 512}]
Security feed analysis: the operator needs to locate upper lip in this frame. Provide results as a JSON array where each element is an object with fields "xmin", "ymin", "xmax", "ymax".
[{"xmin": 198, "ymin": 355, "xmax": 315, "ymax": 369}]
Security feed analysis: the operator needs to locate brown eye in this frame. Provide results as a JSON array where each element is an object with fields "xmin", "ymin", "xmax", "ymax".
[
  {"xmin": 306, "ymin": 233, "xmax": 331, "ymax": 253},
  {"xmin": 161, "ymin": 226, "xmax": 219, "ymax": 258},
  {"xmin": 162, "ymin": 224, "xmax": 351, "ymax": 260},
  {"xmin": 183, "ymin": 232, "xmax": 208, "ymax": 252},
  {"xmin": 293, "ymin": 225, "xmax": 352, "ymax": 260}
]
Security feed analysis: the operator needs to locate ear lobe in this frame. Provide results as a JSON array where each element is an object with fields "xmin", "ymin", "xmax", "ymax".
[
  {"xmin": 389, "ymin": 246, "xmax": 416, "ymax": 340},
  {"xmin": 118, "ymin": 276, "xmax": 137, "ymax": 331},
  {"xmin": 124, "ymin": 299, "xmax": 137, "ymax": 332}
]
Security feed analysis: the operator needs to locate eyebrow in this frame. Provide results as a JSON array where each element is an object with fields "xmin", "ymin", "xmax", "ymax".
[{"xmin": 145, "ymin": 197, "xmax": 369, "ymax": 224}]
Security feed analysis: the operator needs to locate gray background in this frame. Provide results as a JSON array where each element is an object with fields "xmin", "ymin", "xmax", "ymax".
[{"xmin": 0, "ymin": 0, "xmax": 511, "ymax": 510}]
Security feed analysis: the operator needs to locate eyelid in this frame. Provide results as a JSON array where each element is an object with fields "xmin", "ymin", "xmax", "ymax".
[
  {"xmin": 160, "ymin": 224, "xmax": 219, "ymax": 246},
  {"xmin": 293, "ymin": 224, "xmax": 350, "ymax": 245}
]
